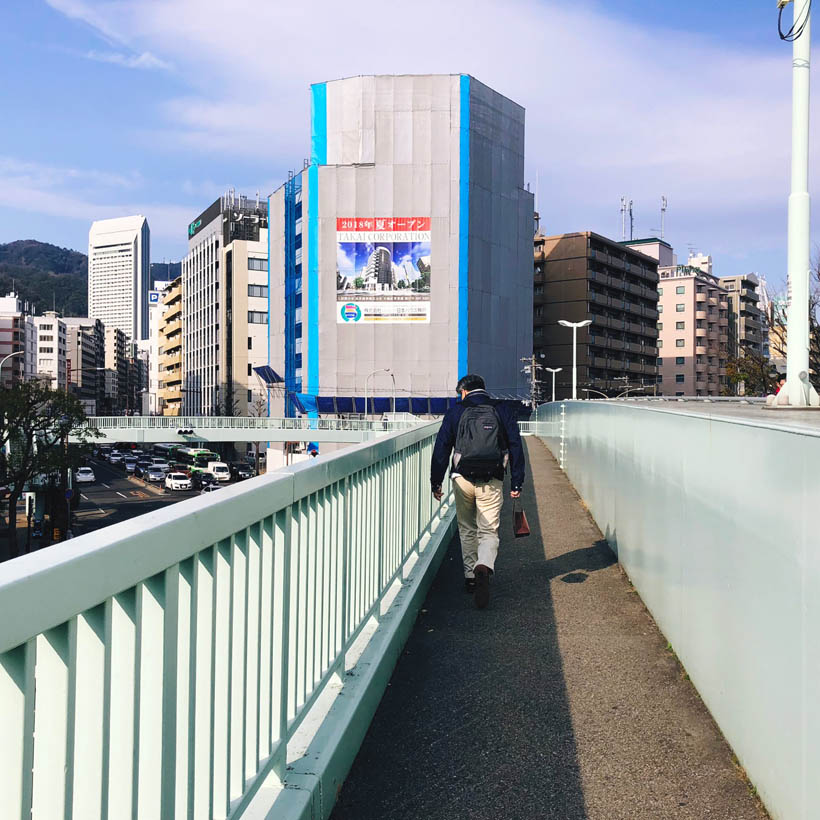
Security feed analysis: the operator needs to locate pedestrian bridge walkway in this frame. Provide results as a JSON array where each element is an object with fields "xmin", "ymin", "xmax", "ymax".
[{"xmin": 2, "ymin": 401, "xmax": 817, "ymax": 819}]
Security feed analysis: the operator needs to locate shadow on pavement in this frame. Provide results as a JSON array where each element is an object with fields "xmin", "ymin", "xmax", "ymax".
[{"xmin": 331, "ymin": 447, "xmax": 589, "ymax": 820}]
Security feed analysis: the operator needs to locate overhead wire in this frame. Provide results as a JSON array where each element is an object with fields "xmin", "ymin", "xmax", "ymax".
[{"xmin": 779, "ymin": 0, "xmax": 812, "ymax": 42}]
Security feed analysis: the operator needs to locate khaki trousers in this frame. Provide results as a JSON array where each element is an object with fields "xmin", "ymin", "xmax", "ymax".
[{"xmin": 452, "ymin": 476, "xmax": 504, "ymax": 577}]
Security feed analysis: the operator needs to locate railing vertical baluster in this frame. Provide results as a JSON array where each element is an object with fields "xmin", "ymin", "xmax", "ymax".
[
  {"xmin": 257, "ymin": 519, "xmax": 274, "ymax": 764},
  {"xmin": 340, "ymin": 476, "xmax": 349, "ymax": 660},
  {"xmin": 103, "ymin": 590, "xmax": 137, "ymax": 820},
  {"xmin": 211, "ymin": 541, "xmax": 232, "ymax": 819},
  {"xmin": 66, "ymin": 607, "xmax": 105, "ymax": 820},
  {"xmin": 164, "ymin": 563, "xmax": 187, "ymax": 820},
  {"xmin": 271, "ymin": 507, "xmax": 291, "ymax": 779},
  {"xmin": 245, "ymin": 524, "xmax": 261, "ymax": 781},
  {"xmin": 227, "ymin": 532, "xmax": 248, "ymax": 804},
  {"xmin": 31, "ymin": 626, "xmax": 69, "ymax": 818}
]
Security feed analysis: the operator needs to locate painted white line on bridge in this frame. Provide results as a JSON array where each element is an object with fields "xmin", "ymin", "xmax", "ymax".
[
  {"xmin": 102, "ymin": 483, "xmax": 111, "ymax": 489},
  {"xmin": 116, "ymin": 491, "xmax": 127, "ymax": 499},
  {"xmin": 81, "ymin": 494, "xmax": 89, "ymax": 501}
]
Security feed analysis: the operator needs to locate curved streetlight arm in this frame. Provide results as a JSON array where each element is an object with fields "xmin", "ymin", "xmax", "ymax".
[
  {"xmin": 615, "ymin": 386, "xmax": 649, "ymax": 399},
  {"xmin": 581, "ymin": 388, "xmax": 610, "ymax": 399}
]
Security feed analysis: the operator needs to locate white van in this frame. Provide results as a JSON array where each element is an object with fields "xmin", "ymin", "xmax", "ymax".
[{"xmin": 207, "ymin": 461, "xmax": 231, "ymax": 482}]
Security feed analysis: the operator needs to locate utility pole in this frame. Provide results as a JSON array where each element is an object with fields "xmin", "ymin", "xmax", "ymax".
[
  {"xmin": 779, "ymin": 0, "xmax": 820, "ymax": 406},
  {"xmin": 661, "ymin": 196, "xmax": 668, "ymax": 240},
  {"xmin": 521, "ymin": 355, "xmax": 544, "ymax": 411}
]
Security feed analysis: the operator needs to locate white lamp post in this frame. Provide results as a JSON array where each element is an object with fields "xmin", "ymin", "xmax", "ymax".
[
  {"xmin": 0, "ymin": 349, "xmax": 24, "ymax": 384},
  {"xmin": 780, "ymin": 0, "xmax": 820, "ymax": 406},
  {"xmin": 545, "ymin": 367, "xmax": 562, "ymax": 402},
  {"xmin": 364, "ymin": 368, "xmax": 394, "ymax": 416},
  {"xmin": 558, "ymin": 320, "xmax": 592, "ymax": 400}
]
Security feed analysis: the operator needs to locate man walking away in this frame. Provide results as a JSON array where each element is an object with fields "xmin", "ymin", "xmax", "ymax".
[{"xmin": 431, "ymin": 374, "xmax": 525, "ymax": 608}]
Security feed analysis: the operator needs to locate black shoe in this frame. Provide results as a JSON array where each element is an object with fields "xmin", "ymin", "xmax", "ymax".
[
  {"xmin": 474, "ymin": 565, "xmax": 490, "ymax": 609},
  {"xmin": 464, "ymin": 578, "xmax": 476, "ymax": 593}
]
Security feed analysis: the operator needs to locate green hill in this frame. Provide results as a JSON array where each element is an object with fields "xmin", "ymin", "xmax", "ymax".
[{"xmin": 0, "ymin": 240, "xmax": 88, "ymax": 316}]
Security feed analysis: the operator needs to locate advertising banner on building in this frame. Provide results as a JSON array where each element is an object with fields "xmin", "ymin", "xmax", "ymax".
[{"xmin": 336, "ymin": 217, "xmax": 431, "ymax": 324}]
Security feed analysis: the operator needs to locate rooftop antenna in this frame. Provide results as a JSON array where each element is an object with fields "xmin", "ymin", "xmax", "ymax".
[
  {"xmin": 661, "ymin": 195, "xmax": 668, "ymax": 240},
  {"xmin": 620, "ymin": 196, "xmax": 628, "ymax": 240},
  {"xmin": 535, "ymin": 170, "xmax": 540, "ymax": 215},
  {"xmin": 629, "ymin": 199, "xmax": 634, "ymax": 241}
]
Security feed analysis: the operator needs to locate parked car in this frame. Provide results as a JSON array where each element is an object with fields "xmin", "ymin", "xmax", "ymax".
[
  {"xmin": 165, "ymin": 472, "xmax": 192, "ymax": 492},
  {"xmin": 230, "ymin": 462, "xmax": 253, "ymax": 480},
  {"xmin": 123, "ymin": 458, "xmax": 138, "ymax": 473},
  {"xmin": 144, "ymin": 466, "xmax": 166, "ymax": 483},
  {"xmin": 75, "ymin": 466, "xmax": 96, "ymax": 484},
  {"xmin": 200, "ymin": 484, "xmax": 221, "ymax": 495}
]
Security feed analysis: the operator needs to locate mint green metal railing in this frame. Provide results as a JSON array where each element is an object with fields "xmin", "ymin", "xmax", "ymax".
[{"xmin": 0, "ymin": 421, "xmax": 452, "ymax": 819}]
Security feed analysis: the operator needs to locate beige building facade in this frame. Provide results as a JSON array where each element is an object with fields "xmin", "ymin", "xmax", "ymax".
[
  {"xmin": 656, "ymin": 257, "xmax": 729, "ymax": 396},
  {"xmin": 717, "ymin": 274, "xmax": 764, "ymax": 358},
  {"xmin": 160, "ymin": 277, "xmax": 183, "ymax": 415}
]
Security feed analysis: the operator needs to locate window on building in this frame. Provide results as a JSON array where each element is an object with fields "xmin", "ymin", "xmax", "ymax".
[
  {"xmin": 248, "ymin": 284, "xmax": 269, "ymax": 298},
  {"xmin": 675, "ymin": 304, "xmax": 685, "ymax": 312},
  {"xmin": 658, "ymin": 305, "xmax": 663, "ymax": 313},
  {"xmin": 657, "ymin": 287, "xmax": 663, "ymax": 295},
  {"xmin": 657, "ymin": 340, "xmax": 663, "ymax": 348},
  {"xmin": 676, "ymin": 356, "xmax": 685, "ymax": 365},
  {"xmin": 676, "ymin": 374, "xmax": 685, "ymax": 383},
  {"xmin": 248, "ymin": 390, "xmax": 253, "ymax": 402},
  {"xmin": 657, "ymin": 358, "xmax": 663, "ymax": 366},
  {"xmin": 676, "ymin": 286, "xmax": 685, "ymax": 294},
  {"xmin": 248, "ymin": 311, "xmax": 268, "ymax": 324},
  {"xmin": 247, "ymin": 363, "xmax": 252, "ymax": 376},
  {"xmin": 675, "ymin": 321, "xmax": 685, "ymax": 330},
  {"xmin": 675, "ymin": 339, "xmax": 685, "ymax": 348},
  {"xmin": 657, "ymin": 322, "xmax": 663, "ymax": 330},
  {"xmin": 247, "ymin": 258, "xmax": 267, "ymax": 272},
  {"xmin": 248, "ymin": 337, "xmax": 252, "ymax": 350}
]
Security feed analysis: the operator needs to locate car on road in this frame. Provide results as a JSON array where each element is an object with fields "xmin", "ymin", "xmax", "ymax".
[
  {"xmin": 108, "ymin": 451, "xmax": 124, "ymax": 465},
  {"xmin": 32, "ymin": 519, "xmax": 43, "ymax": 538},
  {"xmin": 123, "ymin": 457, "xmax": 138, "ymax": 473},
  {"xmin": 200, "ymin": 484, "xmax": 221, "ymax": 495},
  {"xmin": 207, "ymin": 461, "xmax": 231, "ymax": 482},
  {"xmin": 191, "ymin": 472, "xmax": 218, "ymax": 491},
  {"xmin": 144, "ymin": 466, "xmax": 166, "ymax": 483},
  {"xmin": 165, "ymin": 472, "xmax": 192, "ymax": 491},
  {"xmin": 134, "ymin": 459, "xmax": 154, "ymax": 476},
  {"xmin": 151, "ymin": 461, "xmax": 171, "ymax": 473},
  {"xmin": 230, "ymin": 462, "xmax": 253, "ymax": 480},
  {"xmin": 75, "ymin": 466, "xmax": 96, "ymax": 484}
]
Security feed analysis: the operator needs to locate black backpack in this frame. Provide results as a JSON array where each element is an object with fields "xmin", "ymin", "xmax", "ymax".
[{"xmin": 453, "ymin": 404, "xmax": 507, "ymax": 481}]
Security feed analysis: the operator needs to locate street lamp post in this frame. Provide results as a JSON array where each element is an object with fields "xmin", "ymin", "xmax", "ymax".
[
  {"xmin": 545, "ymin": 367, "xmax": 562, "ymax": 402},
  {"xmin": 364, "ymin": 368, "xmax": 394, "ymax": 416},
  {"xmin": 0, "ymin": 349, "xmax": 24, "ymax": 386},
  {"xmin": 781, "ymin": 0, "xmax": 820, "ymax": 406},
  {"xmin": 558, "ymin": 320, "xmax": 592, "ymax": 400}
]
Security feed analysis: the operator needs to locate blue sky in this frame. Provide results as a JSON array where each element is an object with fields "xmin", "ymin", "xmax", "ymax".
[{"xmin": 0, "ymin": 0, "xmax": 812, "ymax": 293}]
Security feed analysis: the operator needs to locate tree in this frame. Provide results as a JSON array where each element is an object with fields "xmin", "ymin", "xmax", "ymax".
[
  {"xmin": 0, "ymin": 381, "xmax": 97, "ymax": 561},
  {"xmin": 248, "ymin": 393, "xmax": 269, "ymax": 476},
  {"xmin": 765, "ymin": 263, "xmax": 820, "ymax": 388},
  {"xmin": 722, "ymin": 349, "xmax": 777, "ymax": 397}
]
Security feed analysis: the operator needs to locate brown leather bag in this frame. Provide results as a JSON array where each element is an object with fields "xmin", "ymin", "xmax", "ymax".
[{"xmin": 513, "ymin": 497, "xmax": 530, "ymax": 538}]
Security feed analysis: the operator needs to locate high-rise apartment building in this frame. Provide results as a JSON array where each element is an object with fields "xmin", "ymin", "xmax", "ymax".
[
  {"xmin": 653, "ymin": 258, "xmax": 729, "ymax": 396},
  {"xmin": 144, "ymin": 281, "xmax": 172, "ymax": 415},
  {"xmin": 534, "ymin": 232, "xmax": 659, "ymax": 399},
  {"xmin": 268, "ymin": 74, "xmax": 533, "ymax": 416},
  {"xmin": 160, "ymin": 277, "xmax": 183, "ymax": 415},
  {"xmin": 0, "ymin": 293, "xmax": 37, "ymax": 386},
  {"xmin": 182, "ymin": 193, "xmax": 268, "ymax": 415},
  {"xmin": 33, "ymin": 312, "xmax": 67, "ymax": 390},
  {"xmin": 88, "ymin": 215, "xmax": 151, "ymax": 342},
  {"xmin": 717, "ymin": 274, "xmax": 764, "ymax": 358},
  {"xmin": 63, "ymin": 317, "xmax": 105, "ymax": 414}
]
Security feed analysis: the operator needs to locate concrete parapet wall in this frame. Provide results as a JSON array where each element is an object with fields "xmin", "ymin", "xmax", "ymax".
[{"xmin": 535, "ymin": 400, "xmax": 820, "ymax": 820}]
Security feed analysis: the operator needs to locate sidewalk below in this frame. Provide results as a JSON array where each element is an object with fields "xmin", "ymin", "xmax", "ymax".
[{"xmin": 331, "ymin": 438, "xmax": 768, "ymax": 820}]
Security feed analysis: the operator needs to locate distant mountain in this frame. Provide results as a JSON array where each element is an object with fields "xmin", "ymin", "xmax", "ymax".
[{"xmin": 0, "ymin": 240, "xmax": 88, "ymax": 316}]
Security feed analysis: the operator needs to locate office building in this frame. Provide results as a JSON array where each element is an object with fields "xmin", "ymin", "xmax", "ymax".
[
  {"xmin": 182, "ymin": 193, "xmax": 268, "ymax": 415},
  {"xmin": 160, "ymin": 277, "xmax": 183, "ymax": 415},
  {"xmin": 0, "ymin": 293, "xmax": 37, "ymax": 386},
  {"xmin": 143, "ymin": 281, "xmax": 172, "ymax": 415},
  {"xmin": 652, "ymin": 255, "xmax": 729, "ymax": 396},
  {"xmin": 88, "ymin": 215, "xmax": 151, "ymax": 341},
  {"xmin": 717, "ymin": 274, "xmax": 765, "ymax": 358},
  {"xmin": 33, "ymin": 312, "xmax": 67, "ymax": 390},
  {"xmin": 534, "ymin": 232, "xmax": 659, "ymax": 399},
  {"xmin": 104, "ymin": 326, "xmax": 128, "ymax": 412},
  {"xmin": 63, "ymin": 317, "xmax": 105, "ymax": 414},
  {"xmin": 268, "ymin": 74, "xmax": 534, "ymax": 416}
]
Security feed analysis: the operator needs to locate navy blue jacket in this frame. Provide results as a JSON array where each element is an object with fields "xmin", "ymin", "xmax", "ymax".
[{"xmin": 430, "ymin": 390, "xmax": 525, "ymax": 491}]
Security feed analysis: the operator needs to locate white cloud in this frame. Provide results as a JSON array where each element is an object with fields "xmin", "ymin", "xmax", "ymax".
[
  {"xmin": 0, "ymin": 156, "xmax": 192, "ymax": 242},
  {"xmin": 41, "ymin": 0, "xmax": 814, "ymax": 275},
  {"xmin": 84, "ymin": 50, "xmax": 171, "ymax": 70}
]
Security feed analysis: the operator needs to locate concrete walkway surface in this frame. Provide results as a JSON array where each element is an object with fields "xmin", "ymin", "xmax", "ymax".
[{"xmin": 330, "ymin": 439, "xmax": 768, "ymax": 820}]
